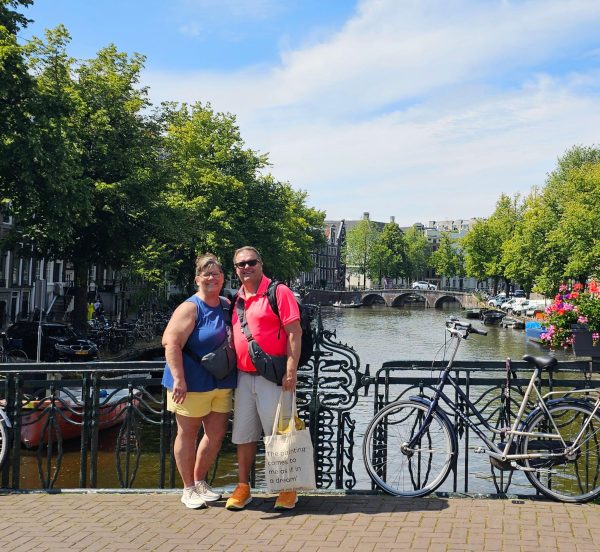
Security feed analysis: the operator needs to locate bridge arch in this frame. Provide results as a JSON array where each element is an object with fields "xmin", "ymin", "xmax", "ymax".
[{"xmin": 362, "ymin": 293, "xmax": 385, "ymax": 306}]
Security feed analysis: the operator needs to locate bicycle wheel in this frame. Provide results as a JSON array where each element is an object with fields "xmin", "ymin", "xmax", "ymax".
[
  {"xmin": 363, "ymin": 399, "xmax": 455, "ymax": 497},
  {"xmin": 522, "ymin": 401, "xmax": 600, "ymax": 503},
  {"xmin": 7, "ymin": 349, "xmax": 28, "ymax": 363},
  {"xmin": 0, "ymin": 420, "xmax": 8, "ymax": 469}
]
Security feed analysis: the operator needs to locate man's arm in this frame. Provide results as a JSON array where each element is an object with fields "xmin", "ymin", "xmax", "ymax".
[{"xmin": 282, "ymin": 319, "xmax": 302, "ymax": 391}]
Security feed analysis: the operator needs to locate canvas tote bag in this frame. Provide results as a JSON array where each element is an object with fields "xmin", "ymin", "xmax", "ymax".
[{"xmin": 263, "ymin": 391, "xmax": 316, "ymax": 493}]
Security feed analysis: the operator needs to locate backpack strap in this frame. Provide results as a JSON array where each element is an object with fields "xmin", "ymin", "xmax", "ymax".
[
  {"xmin": 265, "ymin": 280, "xmax": 281, "ymax": 319},
  {"xmin": 264, "ymin": 280, "xmax": 284, "ymax": 339}
]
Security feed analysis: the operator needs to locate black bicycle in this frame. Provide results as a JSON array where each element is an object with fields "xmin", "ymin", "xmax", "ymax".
[
  {"xmin": 0, "ymin": 403, "xmax": 10, "ymax": 469},
  {"xmin": 363, "ymin": 319, "xmax": 600, "ymax": 503}
]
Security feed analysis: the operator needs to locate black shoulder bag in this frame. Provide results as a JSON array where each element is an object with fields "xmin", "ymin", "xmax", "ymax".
[
  {"xmin": 183, "ymin": 297, "xmax": 237, "ymax": 380},
  {"xmin": 235, "ymin": 296, "xmax": 287, "ymax": 385}
]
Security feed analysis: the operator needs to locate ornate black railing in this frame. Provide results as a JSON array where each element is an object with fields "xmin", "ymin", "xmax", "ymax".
[
  {"xmin": 364, "ymin": 358, "xmax": 600, "ymax": 495},
  {"xmin": 1, "ymin": 307, "xmax": 599, "ymax": 495}
]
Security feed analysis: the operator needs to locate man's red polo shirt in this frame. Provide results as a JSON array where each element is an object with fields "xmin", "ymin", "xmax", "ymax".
[{"xmin": 232, "ymin": 276, "xmax": 300, "ymax": 373}]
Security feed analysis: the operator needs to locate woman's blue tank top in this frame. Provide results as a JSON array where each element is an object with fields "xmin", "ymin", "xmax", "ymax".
[{"xmin": 162, "ymin": 295, "xmax": 237, "ymax": 392}]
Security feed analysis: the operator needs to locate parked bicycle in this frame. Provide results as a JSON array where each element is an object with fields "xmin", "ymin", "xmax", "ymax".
[
  {"xmin": 363, "ymin": 318, "xmax": 600, "ymax": 503},
  {"xmin": 0, "ymin": 402, "xmax": 10, "ymax": 469}
]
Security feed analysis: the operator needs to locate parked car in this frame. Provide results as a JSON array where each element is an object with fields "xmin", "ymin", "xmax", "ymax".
[
  {"xmin": 4, "ymin": 321, "xmax": 98, "ymax": 362},
  {"xmin": 487, "ymin": 294, "xmax": 506, "ymax": 308},
  {"xmin": 524, "ymin": 300, "xmax": 548, "ymax": 317},
  {"xmin": 513, "ymin": 289, "xmax": 526, "ymax": 298},
  {"xmin": 412, "ymin": 281, "xmax": 437, "ymax": 290},
  {"xmin": 500, "ymin": 297, "xmax": 527, "ymax": 314}
]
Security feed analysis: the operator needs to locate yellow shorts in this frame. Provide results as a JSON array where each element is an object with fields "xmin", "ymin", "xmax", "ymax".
[{"xmin": 166, "ymin": 388, "xmax": 233, "ymax": 418}]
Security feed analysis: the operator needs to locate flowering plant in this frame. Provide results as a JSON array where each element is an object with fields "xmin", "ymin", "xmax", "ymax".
[{"xmin": 540, "ymin": 280, "xmax": 600, "ymax": 350}]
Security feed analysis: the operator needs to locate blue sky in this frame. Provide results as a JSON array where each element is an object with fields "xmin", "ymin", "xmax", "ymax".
[{"xmin": 19, "ymin": 0, "xmax": 600, "ymax": 226}]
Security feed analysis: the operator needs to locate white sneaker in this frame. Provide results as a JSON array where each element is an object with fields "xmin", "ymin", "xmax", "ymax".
[
  {"xmin": 181, "ymin": 487, "xmax": 208, "ymax": 509},
  {"xmin": 195, "ymin": 480, "xmax": 222, "ymax": 502}
]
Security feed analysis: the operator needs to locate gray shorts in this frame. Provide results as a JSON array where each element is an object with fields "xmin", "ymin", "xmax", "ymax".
[{"xmin": 231, "ymin": 371, "xmax": 293, "ymax": 444}]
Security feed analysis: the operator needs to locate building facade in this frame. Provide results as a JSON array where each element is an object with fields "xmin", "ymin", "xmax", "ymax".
[{"xmin": 298, "ymin": 220, "xmax": 346, "ymax": 290}]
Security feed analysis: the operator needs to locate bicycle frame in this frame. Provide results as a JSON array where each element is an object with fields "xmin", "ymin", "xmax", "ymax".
[
  {"xmin": 0, "ymin": 407, "xmax": 10, "ymax": 428},
  {"xmin": 406, "ymin": 326, "xmax": 600, "ymax": 467}
]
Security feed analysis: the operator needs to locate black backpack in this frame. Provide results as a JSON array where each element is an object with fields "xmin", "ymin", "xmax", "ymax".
[{"xmin": 266, "ymin": 280, "xmax": 314, "ymax": 367}]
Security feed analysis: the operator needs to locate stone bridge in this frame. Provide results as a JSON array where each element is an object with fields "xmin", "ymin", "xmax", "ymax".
[
  {"xmin": 304, "ymin": 288, "xmax": 480, "ymax": 309},
  {"xmin": 361, "ymin": 289, "xmax": 480, "ymax": 309}
]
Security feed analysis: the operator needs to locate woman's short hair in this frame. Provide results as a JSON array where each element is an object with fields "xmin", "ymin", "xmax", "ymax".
[
  {"xmin": 233, "ymin": 246, "xmax": 262, "ymax": 264},
  {"xmin": 195, "ymin": 254, "xmax": 224, "ymax": 276}
]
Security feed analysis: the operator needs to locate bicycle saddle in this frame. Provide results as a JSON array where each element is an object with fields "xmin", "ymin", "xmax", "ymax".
[{"xmin": 522, "ymin": 354, "xmax": 558, "ymax": 371}]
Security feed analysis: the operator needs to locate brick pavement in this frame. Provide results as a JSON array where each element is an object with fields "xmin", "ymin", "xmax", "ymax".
[{"xmin": 1, "ymin": 491, "xmax": 599, "ymax": 552}]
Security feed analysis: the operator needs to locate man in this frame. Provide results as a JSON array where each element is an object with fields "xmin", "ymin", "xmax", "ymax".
[{"xmin": 225, "ymin": 246, "xmax": 302, "ymax": 511}]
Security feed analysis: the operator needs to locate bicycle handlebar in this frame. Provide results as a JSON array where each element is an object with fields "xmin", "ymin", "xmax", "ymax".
[{"xmin": 445, "ymin": 318, "xmax": 487, "ymax": 336}]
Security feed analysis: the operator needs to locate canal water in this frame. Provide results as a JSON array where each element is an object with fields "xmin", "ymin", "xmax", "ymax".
[{"xmin": 17, "ymin": 305, "xmax": 572, "ymax": 492}]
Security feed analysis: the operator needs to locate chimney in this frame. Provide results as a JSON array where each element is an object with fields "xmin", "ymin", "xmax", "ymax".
[
  {"xmin": 390, "ymin": 216, "xmax": 395, "ymax": 223},
  {"xmin": 363, "ymin": 212, "xmax": 370, "ymax": 220}
]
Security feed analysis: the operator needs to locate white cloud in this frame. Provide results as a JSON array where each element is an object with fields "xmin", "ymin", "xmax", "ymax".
[{"xmin": 144, "ymin": 0, "xmax": 600, "ymax": 224}]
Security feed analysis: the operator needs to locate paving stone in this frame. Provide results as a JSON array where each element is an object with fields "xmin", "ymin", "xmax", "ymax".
[{"xmin": 0, "ymin": 492, "xmax": 599, "ymax": 551}]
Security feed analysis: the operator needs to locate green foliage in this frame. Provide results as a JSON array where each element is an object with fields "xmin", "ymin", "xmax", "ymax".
[
  {"xmin": 154, "ymin": 102, "xmax": 325, "ymax": 291},
  {"xmin": 368, "ymin": 221, "xmax": 408, "ymax": 283},
  {"xmin": 403, "ymin": 225, "xmax": 431, "ymax": 281},
  {"xmin": 345, "ymin": 218, "xmax": 381, "ymax": 288},
  {"xmin": 430, "ymin": 232, "xmax": 463, "ymax": 279}
]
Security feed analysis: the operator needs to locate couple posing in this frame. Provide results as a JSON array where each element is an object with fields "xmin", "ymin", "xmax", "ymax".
[{"xmin": 161, "ymin": 246, "xmax": 301, "ymax": 510}]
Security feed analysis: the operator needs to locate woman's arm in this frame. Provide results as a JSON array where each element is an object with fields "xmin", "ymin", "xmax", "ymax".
[{"xmin": 162, "ymin": 301, "xmax": 197, "ymax": 404}]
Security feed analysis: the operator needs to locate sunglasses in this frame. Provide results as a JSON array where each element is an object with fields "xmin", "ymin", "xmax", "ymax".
[{"xmin": 235, "ymin": 259, "xmax": 260, "ymax": 269}]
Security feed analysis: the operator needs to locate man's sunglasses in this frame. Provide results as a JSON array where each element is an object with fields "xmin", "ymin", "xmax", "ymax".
[{"xmin": 235, "ymin": 259, "xmax": 260, "ymax": 268}]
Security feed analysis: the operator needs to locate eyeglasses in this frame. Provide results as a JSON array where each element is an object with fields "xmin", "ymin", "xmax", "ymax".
[
  {"xmin": 199, "ymin": 272, "xmax": 222, "ymax": 279},
  {"xmin": 234, "ymin": 259, "xmax": 259, "ymax": 269}
]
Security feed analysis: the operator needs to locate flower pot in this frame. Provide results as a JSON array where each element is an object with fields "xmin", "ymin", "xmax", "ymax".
[{"xmin": 572, "ymin": 327, "xmax": 600, "ymax": 358}]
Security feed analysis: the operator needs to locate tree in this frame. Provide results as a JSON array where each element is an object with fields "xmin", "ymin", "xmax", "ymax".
[
  {"xmin": 461, "ymin": 194, "xmax": 522, "ymax": 293},
  {"xmin": 430, "ymin": 232, "xmax": 463, "ymax": 284},
  {"xmin": 533, "ymin": 145, "xmax": 600, "ymax": 294},
  {"xmin": 368, "ymin": 222, "xmax": 408, "ymax": 285},
  {"xmin": 155, "ymin": 102, "xmax": 324, "ymax": 291},
  {"xmin": 403, "ymin": 225, "xmax": 431, "ymax": 282},
  {"xmin": 3, "ymin": 27, "xmax": 166, "ymax": 330},
  {"xmin": 345, "ymin": 218, "xmax": 381, "ymax": 289},
  {"xmin": 0, "ymin": 0, "xmax": 35, "ymax": 224}
]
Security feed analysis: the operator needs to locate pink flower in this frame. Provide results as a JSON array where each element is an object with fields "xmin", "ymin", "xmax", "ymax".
[
  {"xmin": 559, "ymin": 284, "xmax": 569, "ymax": 292},
  {"xmin": 578, "ymin": 316, "xmax": 589, "ymax": 324}
]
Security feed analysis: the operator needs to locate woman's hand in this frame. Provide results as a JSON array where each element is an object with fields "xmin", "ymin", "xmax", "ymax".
[{"xmin": 171, "ymin": 378, "xmax": 188, "ymax": 404}]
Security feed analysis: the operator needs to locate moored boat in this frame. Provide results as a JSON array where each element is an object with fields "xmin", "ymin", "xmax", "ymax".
[
  {"xmin": 500, "ymin": 317, "xmax": 525, "ymax": 329},
  {"xmin": 525, "ymin": 320, "xmax": 546, "ymax": 344},
  {"xmin": 464, "ymin": 308, "xmax": 482, "ymax": 319},
  {"xmin": 20, "ymin": 388, "xmax": 133, "ymax": 448},
  {"xmin": 480, "ymin": 309, "xmax": 506, "ymax": 325},
  {"xmin": 332, "ymin": 301, "xmax": 361, "ymax": 308}
]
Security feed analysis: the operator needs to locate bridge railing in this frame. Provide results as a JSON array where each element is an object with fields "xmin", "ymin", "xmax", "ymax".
[
  {"xmin": 364, "ymin": 358, "xmax": 600, "ymax": 496},
  {"xmin": 2, "ymin": 354, "xmax": 599, "ymax": 496}
]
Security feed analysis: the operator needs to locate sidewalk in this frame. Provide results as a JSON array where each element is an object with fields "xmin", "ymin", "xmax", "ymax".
[{"xmin": 1, "ymin": 491, "xmax": 599, "ymax": 551}]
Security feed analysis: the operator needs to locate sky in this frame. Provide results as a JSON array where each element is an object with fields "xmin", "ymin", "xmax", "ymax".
[{"xmin": 18, "ymin": 0, "xmax": 600, "ymax": 226}]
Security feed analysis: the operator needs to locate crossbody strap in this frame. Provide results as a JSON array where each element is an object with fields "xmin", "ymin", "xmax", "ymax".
[
  {"xmin": 183, "ymin": 296, "xmax": 231, "ymax": 361},
  {"xmin": 235, "ymin": 297, "xmax": 255, "ymax": 343}
]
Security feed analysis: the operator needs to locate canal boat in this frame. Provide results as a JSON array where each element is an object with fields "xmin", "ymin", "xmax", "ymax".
[
  {"xmin": 332, "ymin": 301, "xmax": 361, "ymax": 308},
  {"xmin": 480, "ymin": 309, "xmax": 506, "ymax": 325},
  {"xmin": 500, "ymin": 317, "xmax": 525, "ymax": 330},
  {"xmin": 20, "ymin": 388, "xmax": 133, "ymax": 448},
  {"xmin": 464, "ymin": 308, "xmax": 482, "ymax": 319},
  {"xmin": 525, "ymin": 320, "xmax": 546, "ymax": 344}
]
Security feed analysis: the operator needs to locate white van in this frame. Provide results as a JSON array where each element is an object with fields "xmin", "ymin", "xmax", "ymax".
[{"xmin": 523, "ymin": 299, "xmax": 548, "ymax": 317}]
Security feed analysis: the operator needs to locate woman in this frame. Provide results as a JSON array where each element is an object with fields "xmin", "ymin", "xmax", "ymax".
[{"xmin": 162, "ymin": 254, "xmax": 236, "ymax": 509}]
